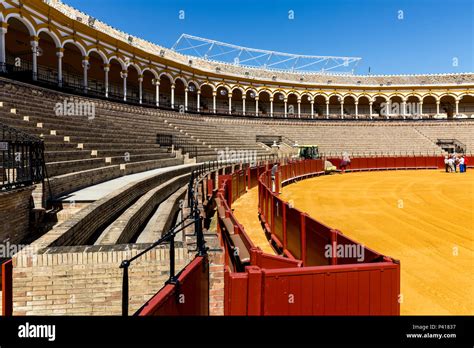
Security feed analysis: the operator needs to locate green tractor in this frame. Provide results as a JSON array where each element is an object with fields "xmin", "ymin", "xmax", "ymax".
[{"xmin": 296, "ymin": 145, "xmax": 320, "ymax": 159}]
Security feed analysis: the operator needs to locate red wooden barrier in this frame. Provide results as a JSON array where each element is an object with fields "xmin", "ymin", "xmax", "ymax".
[
  {"xmin": 220, "ymin": 158, "xmax": 444, "ymax": 316},
  {"xmin": 261, "ymin": 262, "xmax": 400, "ymax": 315},
  {"xmin": 285, "ymin": 206, "xmax": 302, "ymax": 260},
  {"xmin": 2, "ymin": 259, "xmax": 13, "ymax": 316},
  {"xmin": 137, "ymin": 256, "xmax": 209, "ymax": 316}
]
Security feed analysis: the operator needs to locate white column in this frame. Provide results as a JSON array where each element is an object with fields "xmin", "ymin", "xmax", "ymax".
[
  {"xmin": 0, "ymin": 24, "xmax": 7, "ymax": 71},
  {"xmin": 184, "ymin": 87, "xmax": 188, "ymax": 111},
  {"xmin": 297, "ymin": 99, "xmax": 301, "ymax": 118},
  {"xmin": 455, "ymin": 99, "xmax": 459, "ymax": 115},
  {"xmin": 284, "ymin": 99, "xmax": 288, "ymax": 118},
  {"xmin": 212, "ymin": 91, "xmax": 216, "ymax": 113},
  {"xmin": 31, "ymin": 38, "xmax": 38, "ymax": 81},
  {"xmin": 138, "ymin": 75, "xmax": 143, "ymax": 104},
  {"xmin": 310, "ymin": 100, "xmax": 314, "ymax": 119},
  {"xmin": 154, "ymin": 80, "xmax": 160, "ymax": 106},
  {"xmin": 57, "ymin": 48, "xmax": 64, "ymax": 87},
  {"xmin": 402, "ymin": 101, "xmax": 406, "ymax": 118},
  {"xmin": 197, "ymin": 90, "xmax": 200, "ymax": 111},
  {"xmin": 419, "ymin": 101, "xmax": 423, "ymax": 116},
  {"xmin": 255, "ymin": 97, "xmax": 259, "ymax": 116},
  {"xmin": 340, "ymin": 101, "xmax": 344, "ymax": 118},
  {"xmin": 171, "ymin": 84, "xmax": 175, "ymax": 109},
  {"xmin": 355, "ymin": 102, "xmax": 358, "ymax": 118},
  {"xmin": 242, "ymin": 96, "xmax": 246, "ymax": 116},
  {"xmin": 121, "ymin": 71, "xmax": 127, "ymax": 101},
  {"xmin": 369, "ymin": 102, "xmax": 373, "ymax": 118},
  {"xmin": 82, "ymin": 56, "xmax": 89, "ymax": 92},
  {"xmin": 228, "ymin": 94, "xmax": 232, "ymax": 114},
  {"xmin": 104, "ymin": 65, "xmax": 110, "ymax": 98},
  {"xmin": 385, "ymin": 100, "xmax": 390, "ymax": 118},
  {"xmin": 326, "ymin": 101, "xmax": 329, "ymax": 118},
  {"xmin": 270, "ymin": 97, "xmax": 274, "ymax": 117},
  {"xmin": 436, "ymin": 101, "xmax": 440, "ymax": 115}
]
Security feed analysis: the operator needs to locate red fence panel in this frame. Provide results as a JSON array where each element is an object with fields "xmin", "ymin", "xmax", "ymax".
[
  {"xmin": 415, "ymin": 156, "xmax": 426, "ymax": 168},
  {"xmin": 260, "ymin": 263, "xmax": 400, "ymax": 315},
  {"xmin": 272, "ymin": 196, "xmax": 284, "ymax": 245},
  {"xmin": 252, "ymin": 249, "xmax": 302, "ymax": 269},
  {"xmin": 224, "ymin": 269, "xmax": 248, "ymax": 315},
  {"xmin": 406, "ymin": 156, "xmax": 416, "ymax": 168},
  {"xmin": 2, "ymin": 259, "xmax": 13, "ymax": 316},
  {"xmin": 334, "ymin": 233, "xmax": 382, "ymax": 265},
  {"xmin": 238, "ymin": 170, "xmax": 246, "ymax": 197},
  {"xmin": 425, "ymin": 156, "xmax": 437, "ymax": 167},
  {"xmin": 386, "ymin": 157, "xmax": 395, "ymax": 168},
  {"xmin": 305, "ymin": 218, "xmax": 332, "ymax": 266},
  {"xmin": 367, "ymin": 157, "xmax": 377, "ymax": 169},
  {"xmin": 248, "ymin": 167, "xmax": 259, "ymax": 188},
  {"xmin": 376, "ymin": 157, "xmax": 387, "ymax": 168},
  {"xmin": 359, "ymin": 157, "xmax": 368, "ymax": 169},
  {"xmin": 285, "ymin": 206, "xmax": 302, "ymax": 259},
  {"xmin": 395, "ymin": 157, "xmax": 405, "ymax": 168},
  {"xmin": 137, "ymin": 256, "xmax": 209, "ymax": 316}
]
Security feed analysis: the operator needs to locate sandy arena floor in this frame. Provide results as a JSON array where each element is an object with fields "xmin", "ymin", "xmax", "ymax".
[{"xmin": 233, "ymin": 170, "xmax": 473, "ymax": 315}]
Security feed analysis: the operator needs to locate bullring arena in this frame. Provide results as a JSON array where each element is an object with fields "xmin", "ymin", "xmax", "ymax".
[{"xmin": 0, "ymin": 0, "xmax": 472, "ymax": 318}]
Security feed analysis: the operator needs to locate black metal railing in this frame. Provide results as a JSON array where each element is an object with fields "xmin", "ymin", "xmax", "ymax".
[
  {"xmin": 1, "ymin": 123, "xmax": 45, "ymax": 191},
  {"xmin": 119, "ymin": 155, "xmax": 278, "ymax": 316}
]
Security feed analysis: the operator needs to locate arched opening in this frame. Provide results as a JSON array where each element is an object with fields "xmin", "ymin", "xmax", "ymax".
[
  {"xmin": 159, "ymin": 74, "xmax": 172, "ymax": 107},
  {"xmin": 273, "ymin": 92, "xmax": 285, "ymax": 117},
  {"xmin": 287, "ymin": 93, "xmax": 298, "ymax": 118},
  {"xmin": 258, "ymin": 91, "xmax": 271, "ymax": 116},
  {"xmin": 231, "ymin": 88, "xmax": 243, "ymax": 114},
  {"xmin": 126, "ymin": 64, "xmax": 140, "ymax": 103},
  {"xmin": 389, "ymin": 96, "xmax": 404, "ymax": 117},
  {"xmin": 174, "ymin": 78, "xmax": 187, "ymax": 110},
  {"xmin": 313, "ymin": 95, "xmax": 326, "ymax": 118},
  {"xmin": 200, "ymin": 84, "xmax": 213, "ymax": 113},
  {"xmin": 406, "ymin": 96, "xmax": 421, "ymax": 117},
  {"xmin": 300, "ymin": 94, "xmax": 312, "ymax": 118},
  {"xmin": 142, "ymin": 70, "xmax": 156, "ymax": 105},
  {"xmin": 439, "ymin": 95, "xmax": 456, "ymax": 118},
  {"xmin": 458, "ymin": 95, "xmax": 474, "ymax": 115},
  {"xmin": 357, "ymin": 96, "xmax": 370, "ymax": 117},
  {"xmin": 372, "ymin": 96, "xmax": 388, "ymax": 117},
  {"xmin": 328, "ymin": 95, "xmax": 341, "ymax": 117},
  {"xmin": 5, "ymin": 18, "xmax": 34, "ymax": 76},
  {"xmin": 245, "ymin": 90, "xmax": 257, "ymax": 116},
  {"xmin": 87, "ymin": 51, "xmax": 105, "ymax": 94},
  {"xmin": 187, "ymin": 81, "xmax": 199, "ymax": 111},
  {"xmin": 108, "ymin": 58, "xmax": 124, "ymax": 100},
  {"xmin": 421, "ymin": 95, "xmax": 436, "ymax": 116},
  {"xmin": 343, "ymin": 95, "xmax": 356, "ymax": 117},
  {"xmin": 216, "ymin": 86, "xmax": 229, "ymax": 114},
  {"xmin": 37, "ymin": 31, "xmax": 59, "ymax": 82},
  {"xmin": 62, "ymin": 42, "xmax": 84, "ymax": 89}
]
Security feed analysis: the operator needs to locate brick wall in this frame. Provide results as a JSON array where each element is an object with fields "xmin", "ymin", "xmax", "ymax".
[
  {"xmin": 0, "ymin": 186, "xmax": 34, "ymax": 245},
  {"xmin": 12, "ymin": 243, "xmax": 189, "ymax": 315}
]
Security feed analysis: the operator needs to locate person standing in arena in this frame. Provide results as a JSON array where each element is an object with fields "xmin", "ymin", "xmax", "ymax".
[
  {"xmin": 447, "ymin": 155, "xmax": 455, "ymax": 172},
  {"xmin": 444, "ymin": 155, "xmax": 449, "ymax": 172},
  {"xmin": 340, "ymin": 152, "xmax": 351, "ymax": 173},
  {"xmin": 459, "ymin": 155, "xmax": 465, "ymax": 173},
  {"xmin": 271, "ymin": 163, "xmax": 279, "ymax": 192}
]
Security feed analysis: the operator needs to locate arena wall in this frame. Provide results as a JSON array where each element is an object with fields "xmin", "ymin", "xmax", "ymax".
[
  {"xmin": 12, "ymin": 243, "xmax": 189, "ymax": 315},
  {"xmin": 0, "ymin": 186, "xmax": 34, "ymax": 246}
]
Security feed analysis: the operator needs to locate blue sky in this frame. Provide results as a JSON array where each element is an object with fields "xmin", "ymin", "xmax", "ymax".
[{"xmin": 66, "ymin": 0, "xmax": 473, "ymax": 75}]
